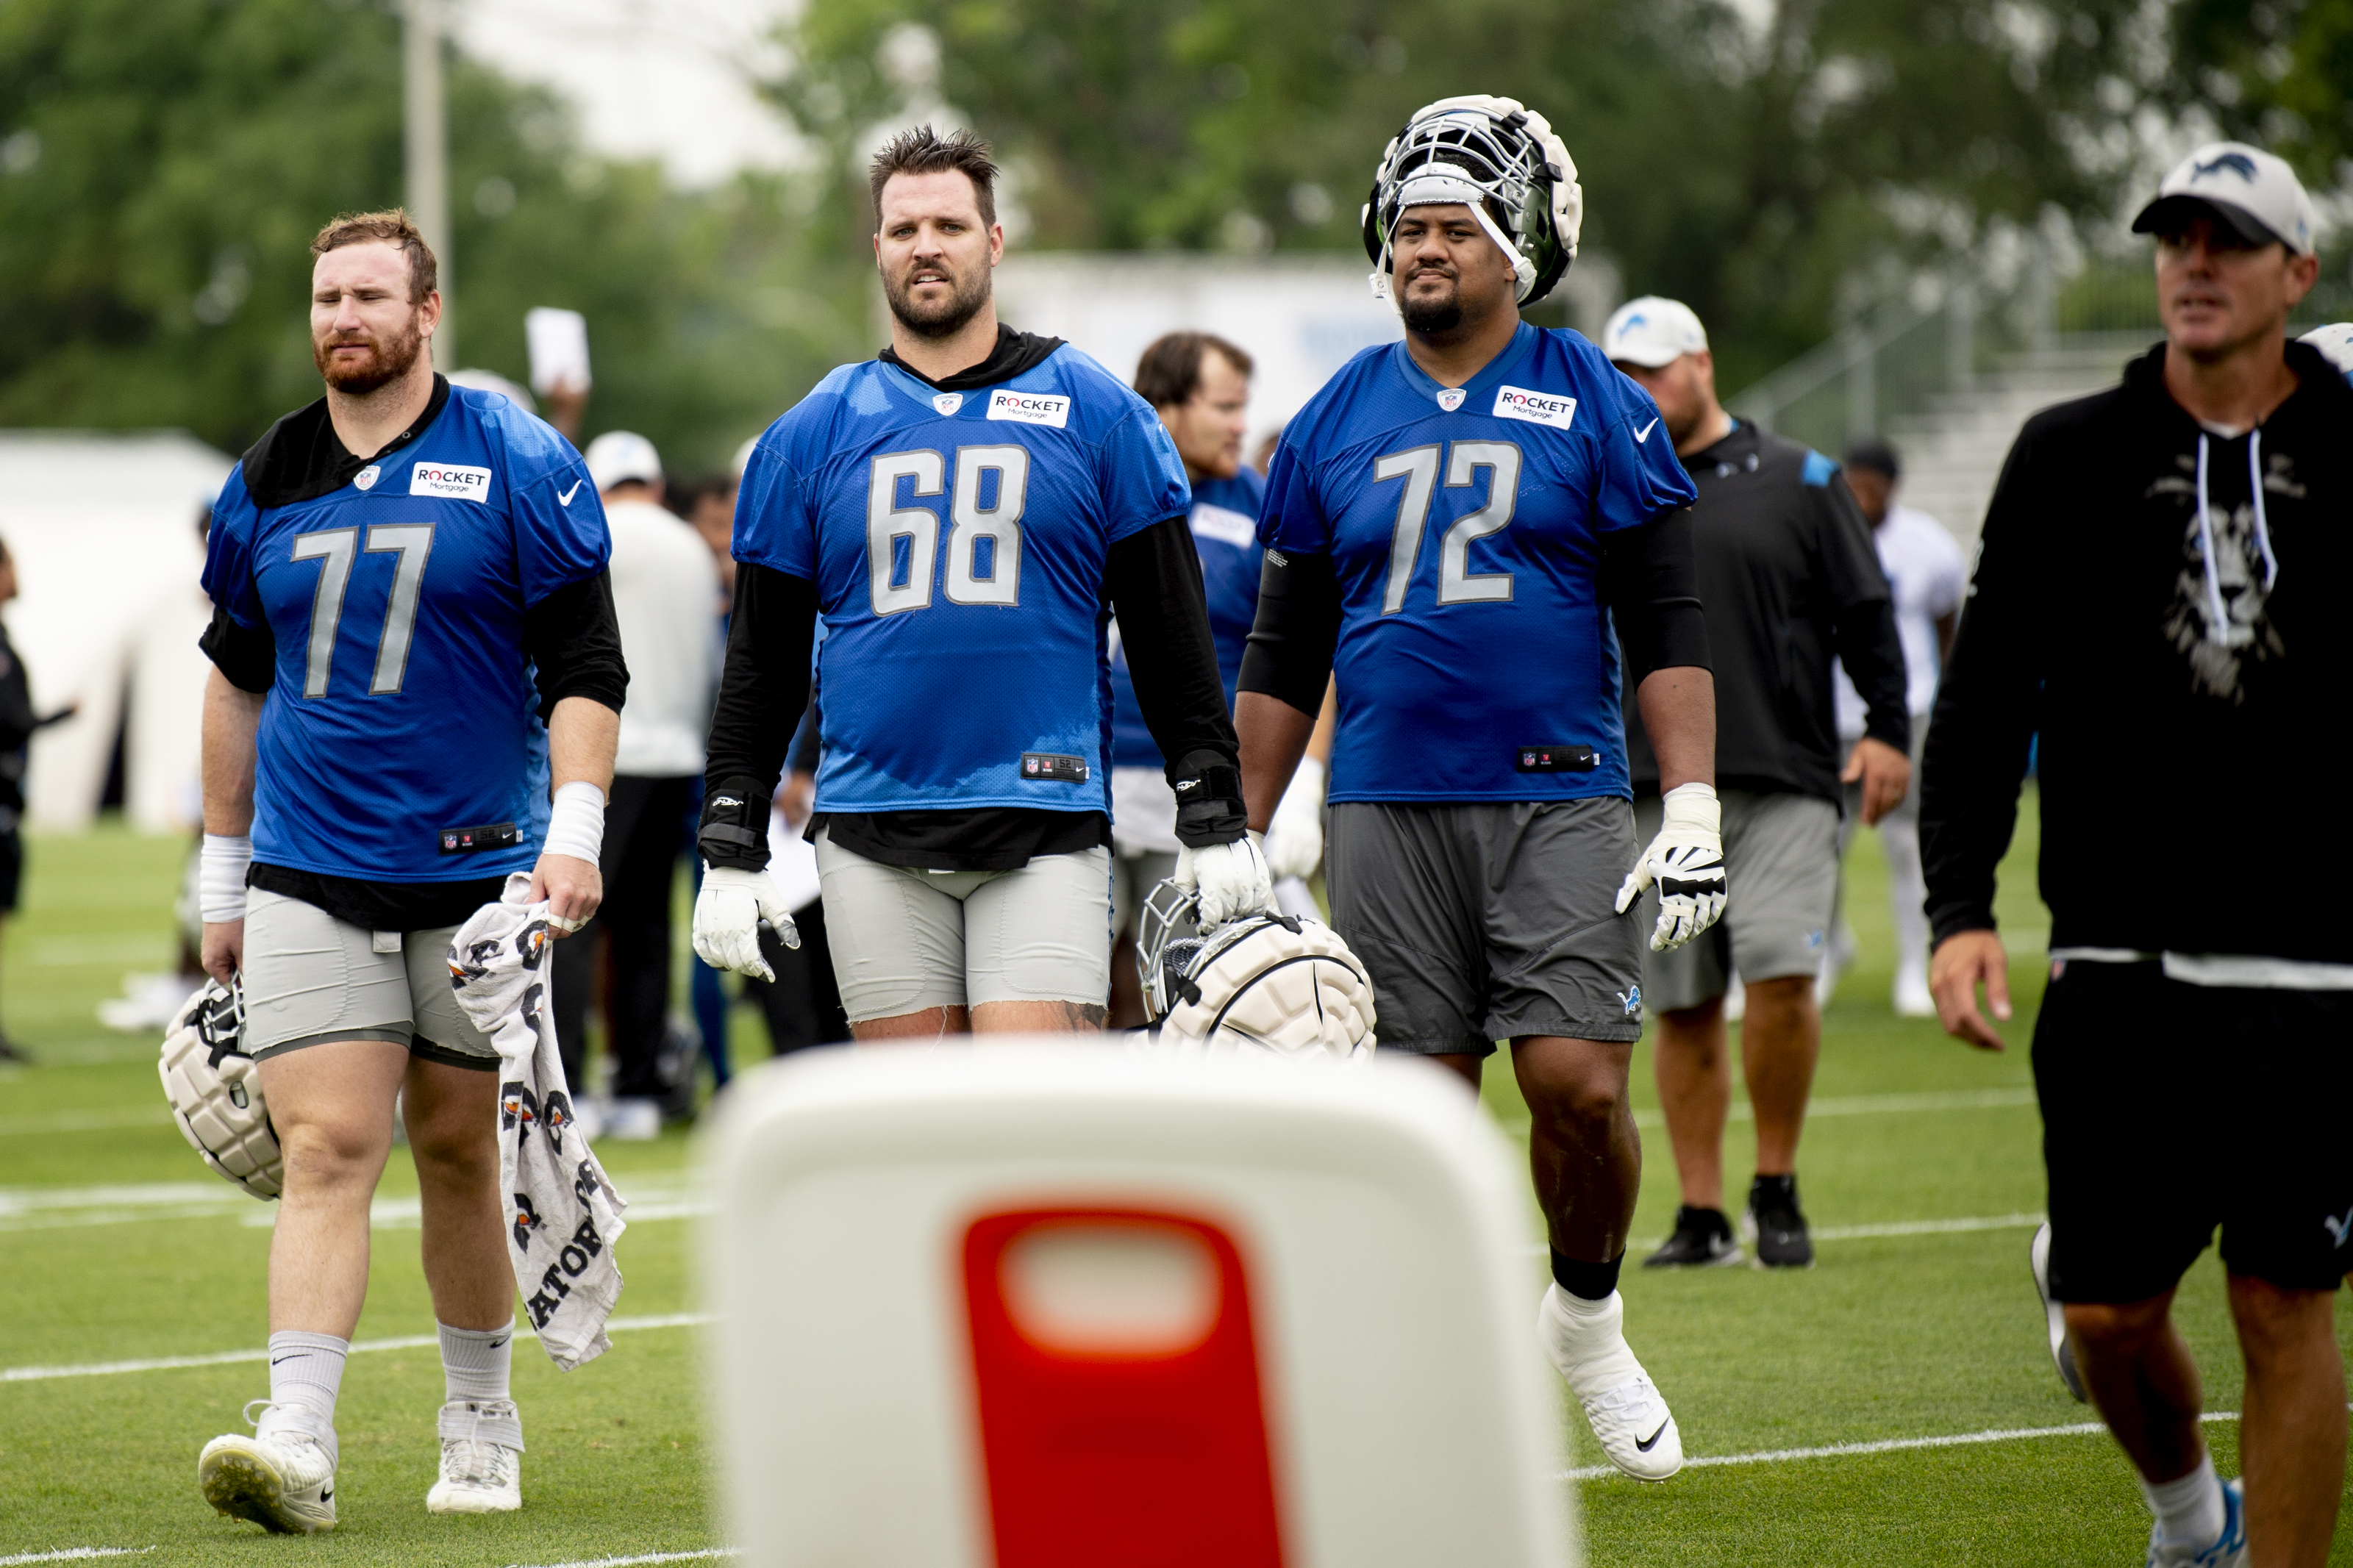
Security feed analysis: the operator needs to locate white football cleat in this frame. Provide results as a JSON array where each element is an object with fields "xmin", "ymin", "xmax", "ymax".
[
  {"xmin": 199, "ymin": 1403, "xmax": 338, "ymax": 1533},
  {"xmin": 1537, "ymin": 1284, "xmax": 1684, "ymax": 1481},
  {"xmin": 426, "ymin": 1398, "xmax": 524, "ymax": 1514}
]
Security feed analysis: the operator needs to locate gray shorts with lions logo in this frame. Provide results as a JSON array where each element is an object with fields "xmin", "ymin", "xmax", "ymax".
[{"xmin": 1325, "ymin": 798, "xmax": 1646, "ymax": 1056}]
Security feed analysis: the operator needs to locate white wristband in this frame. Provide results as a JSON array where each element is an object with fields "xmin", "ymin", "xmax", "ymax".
[
  {"xmin": 541, "ymin": 781, "xmax": 607, "ymax": 865},
  {"xmin": 200, "ymin": 834, "xmax": 252, "ymax": 924},
  {"xmin": 1660, "ymin": 781, "xmax": 1720, "ymax": 834}
]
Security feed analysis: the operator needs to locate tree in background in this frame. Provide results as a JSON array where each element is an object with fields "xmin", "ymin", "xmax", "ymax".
[
  {"xmin": 0, "ymin": 0, "xmax": 846, "ymax": 471},
  {"xmin": 769, "ymin": 0, "xmax": 2333, "ymax": 390}
]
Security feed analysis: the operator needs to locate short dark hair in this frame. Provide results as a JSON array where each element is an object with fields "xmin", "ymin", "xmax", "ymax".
[
  {"xmin": 1844, "ymin": 437, "xmax": 1901, "ymax": 481},
  {"xmin": 311, "ymin": 208, "xmax": 438, "ymax": 302},
  {"xmin": 1134, "ymin": 332, "xmax": 1254, "ymax": 410},
  {"xmin": 868, "ymin": 125, "xmax": 999, "ymax": 228}
]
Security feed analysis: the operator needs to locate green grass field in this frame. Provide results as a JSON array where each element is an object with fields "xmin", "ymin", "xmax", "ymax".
[{"xmin": 0, "ymin": 809, "xmax": 2346, "ymax": 1565}]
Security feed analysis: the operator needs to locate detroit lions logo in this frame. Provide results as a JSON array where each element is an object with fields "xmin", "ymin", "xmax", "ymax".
[
  {"xmin": 2326, "ymin": 1206, "xmax": 2353, "ymax": 1250},
  {"xmin": 2193, "ymin": 151, "xmax": 2259, "ymax": 182},
  {"xmin": 1618, "ymin": 984, "xmax": 1643, "ymax": 1017}
]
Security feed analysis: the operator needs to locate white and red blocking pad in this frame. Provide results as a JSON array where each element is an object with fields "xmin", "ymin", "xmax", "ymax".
[{"xmin": 699, "ymin": 1045, "xmax": 1578, "ymax": 1568}]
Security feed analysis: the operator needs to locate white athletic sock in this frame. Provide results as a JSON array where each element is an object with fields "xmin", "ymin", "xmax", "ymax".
[
  {"xmin": 263, "ymin": 1330, "xmax": 347, "ymax": 1462},
  {"xmin": 439, "ymin": 1320, "xmax": 515, "ymax": 1406},
  {"xmin": 2141, "ymin": 1453, "xmax": 2224, "ymax": 1547},
  {"xmin": 1539, "ymin": 1286, "xmax": 1643, "ymax": 1399}
]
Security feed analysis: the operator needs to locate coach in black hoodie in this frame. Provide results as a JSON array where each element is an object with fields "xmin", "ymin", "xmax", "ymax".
[{"xmin": 1923, "ymin": 142, "xmax": 2348, "ymax": 1564}]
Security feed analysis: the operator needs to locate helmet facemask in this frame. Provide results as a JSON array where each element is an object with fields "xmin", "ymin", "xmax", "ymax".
[{"xmin": 1362, "ymin": 95, "xmax": 1581, "ymax": 311}]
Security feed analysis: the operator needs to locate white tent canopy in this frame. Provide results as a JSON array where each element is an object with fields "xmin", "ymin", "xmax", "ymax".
[{"xmin": 0, "ymin": 431, "xmax": 229, "ymax": 832}]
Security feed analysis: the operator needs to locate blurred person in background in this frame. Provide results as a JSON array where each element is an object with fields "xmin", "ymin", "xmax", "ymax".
[
  {"xmin": 0, "ymin": 536, "xmax": 76, "ymax": 1062},
  {"xmin": 551, "ymin": 432, "xmax": 718, "ymax": 1139},
  {"xmin": 1819, "ymin": 437, "xmax": 1964, "ymax": 1017},
  {"xmin": 667, "ymin": 467, "xmax": 743, "ymax": 1082},
  {"xmin": 1105, "ymin": 331, "xmax": 1299, "ymax": 1025},
  {"xmin": 1927, "ymin": 142, "xmax": 2349, "ymax": 1568},
  {"xmin": 1607, "ymin": 296, "xmax": 1910, "ymax": 1272}
]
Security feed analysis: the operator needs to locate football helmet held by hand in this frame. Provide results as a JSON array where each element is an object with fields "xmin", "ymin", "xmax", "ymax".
[
  {"xmin": 159, "ymin": 978, "xmax": 283, "ymax": 1200},
  {"xmin": 1137, "ymin": 880, "xmax": 1377, "ymax": 1060}
]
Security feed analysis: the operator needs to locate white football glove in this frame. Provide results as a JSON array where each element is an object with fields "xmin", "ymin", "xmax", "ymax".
[
  {"xmin": 1615, "ymin": 782, "xmax": 1728, "ymax": 953},
  {"xmin": 1175, "ymin": 832, "xmax": 1277, "ymax": 927},
  {"xmin": 1262, "ymin": 756, "xmax": 1326, "ymax": 881},
  {"xmin": 691, "ymin": 864, "xmax": 801, "ymax": 982}
]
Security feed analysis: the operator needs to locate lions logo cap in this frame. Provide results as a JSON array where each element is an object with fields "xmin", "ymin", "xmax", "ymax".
[
  {"xmin": 2132, "ymin": 141, "xmax": 2317, "ymax": 257},
  {"xmin": 1602, "ymin": 296, "xmax": 1709, "ymax": 370}
]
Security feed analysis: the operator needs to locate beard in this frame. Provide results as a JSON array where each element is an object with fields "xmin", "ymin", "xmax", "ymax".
[
  {"xmin": 1398, "ymin": 268, "xmax": 1464, "ymax": 334},
  {"xmin": 313, "ymin": 313, "xmax": 426, "ymax": 395},
  {"xmin": 883, "ymin": 258, "xmax": 992, "ymax": 340}
]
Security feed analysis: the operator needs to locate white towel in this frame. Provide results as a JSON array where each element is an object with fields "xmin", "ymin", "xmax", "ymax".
[{"xmin": 449, "ymin": 873, "xmax": 629, "ymax": 1371}]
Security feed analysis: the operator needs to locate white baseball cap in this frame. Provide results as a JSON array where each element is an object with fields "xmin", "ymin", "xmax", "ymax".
[
  {"xmin": 2132, "ymin": 141, "xmax": 2317, "ymax": 257},
  {"xmin": 2300, "ymin": 323, "xmax": 2353, "ymax": 379},
  {"xmin": 1602, "ymin": 296, "xmax": 1709, "ymax": 368},
  {"xmin": 585, "ymin": 430, "xmax": 663, "ymax": 493}
]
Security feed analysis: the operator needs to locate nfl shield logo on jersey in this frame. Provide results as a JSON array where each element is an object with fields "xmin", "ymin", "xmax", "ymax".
[{"xmin": 1436, "ymin": 387, "xmax": 1467, "ymax": 412}]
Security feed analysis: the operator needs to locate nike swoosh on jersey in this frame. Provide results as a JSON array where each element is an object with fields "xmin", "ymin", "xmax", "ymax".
[
  {"xmin": 558, "ymin": 480, "xmax": 583, "ymax": 506},
  {"xmin": 1636, "ymin": 1420, "xmax": 1671, "ymax": 1451},
  {"xmin": 1634, "ymin": 419, "xmax": 1660, "ymax": 443}
]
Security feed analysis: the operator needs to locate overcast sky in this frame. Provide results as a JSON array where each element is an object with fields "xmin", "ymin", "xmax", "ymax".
[{"xmin": 454, "ymin": 0, "xmax": 804, "ymax": 187}]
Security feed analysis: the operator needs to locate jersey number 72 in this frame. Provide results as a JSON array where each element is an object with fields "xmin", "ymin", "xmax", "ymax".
[{"xmin": 1374, "ymin": 440, "xmax": 1521, "ymax": 613}]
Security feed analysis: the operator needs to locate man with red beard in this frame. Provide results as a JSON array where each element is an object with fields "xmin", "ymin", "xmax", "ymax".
[{"xmin": 193, "ymin": 210, "xmax": 625, "ymax": 1531}]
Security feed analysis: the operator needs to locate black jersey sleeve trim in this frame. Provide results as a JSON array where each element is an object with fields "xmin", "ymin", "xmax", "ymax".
[
  {"xmin": 1599, "ymin": 506, "xmax": 1711, "ymax": 684},
  {"xmin": 521, "ymin": 571, "xmax": 629, "ymax": 720},
  {"xmin": 1236, "ymin": 548, "xmax": 1340, "ymax": 717},
  {"xmin": 699, "ymin": 563, "xmax": 820, "ymax": 869},
  {"xmin": 200, "ymin": 603, "xmax": 278, "ymax": 695}
]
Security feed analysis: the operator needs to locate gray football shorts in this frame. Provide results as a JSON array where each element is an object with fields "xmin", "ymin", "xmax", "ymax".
[
  {"xmin": 814, "ymin": 828, "xmax": 1113, "ymax": 1023},
  {"xmin": 1325, "ymin": 799, "xmax": 1646, "ymax": 1056},
  {"xmin": 1635, "ymin": 787, "xmax": 1839, "ymax": 1014},
  {"xmin": 241, "ymin": 889, "xmax": 499, "ymax": 1068}
]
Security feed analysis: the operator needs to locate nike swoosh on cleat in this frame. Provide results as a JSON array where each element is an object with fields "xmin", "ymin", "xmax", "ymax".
[
  {"xmin": 1635, "ymin": 1420, "xmax": 1670, "ymax": 1452},
  {"xmin": 1634, "ymin": 418, "xmax": 1659, "ymax": 443},
  {"xmin": 558, "ymin": 480, "xmax": 583, "ymax": 506}
]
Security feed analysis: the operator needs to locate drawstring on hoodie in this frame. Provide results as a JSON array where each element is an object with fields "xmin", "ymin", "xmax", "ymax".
[{"xmin": 2191, "ymin": 429, "xmax": 2279, "ymax": 640}]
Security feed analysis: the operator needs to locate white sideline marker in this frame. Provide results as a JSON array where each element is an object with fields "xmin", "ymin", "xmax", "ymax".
[
  {"xmin": 0, "ymin": 1550, "xmax": 155, "ymax": 1565},
  {"xmin": 0, "ymin": 1313, "xmax": 710, "ymax": 1383},
  {"xmin": 1562, "ymin": 1408, "xmax": 2248, "ymax": 1482}
]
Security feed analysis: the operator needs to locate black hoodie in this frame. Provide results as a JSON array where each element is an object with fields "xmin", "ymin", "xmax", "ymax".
[{"xmin": 1921, "ymin": 338, "xmax": 2353, "ymax": 962}]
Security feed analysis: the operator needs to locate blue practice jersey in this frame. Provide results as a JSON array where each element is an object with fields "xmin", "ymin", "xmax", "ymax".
[
  {"xmin": 734, "ymin": 347, "xmax": 1190, "ymax": 818},
  {"xmin": 1108, "ymin": 467, "xmax": 1265, "ymax": 770},
  {"xmin": 1260, "ymin": 323, "xmax": 1696, "ymax": 803},
  {"xmin": 204, "ymin": 387, "xmax": 610, "ymax": 881}
]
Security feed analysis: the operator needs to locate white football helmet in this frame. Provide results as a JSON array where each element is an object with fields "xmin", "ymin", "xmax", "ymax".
[
  {"xmin": 1362, "ymin": 94, "xmax": 1581, "ymax": 307},
  {"xmin": 158, "ymin": 978, "xmax": 283, "ymax": 1200},
  {"xmin": 1136, "ymin": 881, "xmax": 1377, "ymax": 1060}
]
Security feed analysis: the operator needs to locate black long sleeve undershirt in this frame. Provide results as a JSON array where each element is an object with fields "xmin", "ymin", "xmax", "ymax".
[
  {"xmin": 698, "ymin": 517, "xmax": 1245, "ymax": 873},
  {"xmin": 1238, "ymin": 504, "xmax": 1712, "ymax": 714}
]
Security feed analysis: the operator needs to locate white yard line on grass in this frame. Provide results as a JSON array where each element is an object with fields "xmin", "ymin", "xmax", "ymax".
[
  {"xmin": 502, "ymin": 1553, "xmax": 739, "ymax": 1568},
  {"xmin": 1499, "ymin": 1085, "xmax": 2040, "ymax": 1137},
  {"xmin": 0, "ymin": 1550, "xmax": 155, "ymax": 1564},
  {"xmin": 0, "ymin": 1175, "xmax": 710, "ymax": 1234},
  {"xmin": 1515, "ymin": 1211, "xmax": 2046, "ymax": 1259},
  {"xmin": 1562, "ymin": 1409, "xmax": 2242, "ymax": 1482},
  {"xmin": 1, "ymin": 1313, "xmax": 711, "ymax": 1383},
  {"xmin": 0, "ymin": 1107, "xmax": 173, "ymax": 1137}
]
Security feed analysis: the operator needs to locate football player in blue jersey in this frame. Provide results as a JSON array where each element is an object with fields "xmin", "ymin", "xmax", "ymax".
[
  {"xmin": 1104, "ymin": 330, "xmax": 1270, "ymax": 1021},
  {"xmin": 193, "ymin": 211, "xmax": 626, "ymax": 1530},
  {"xmin": 1235, "ymin": 97, "xmax": 1722, "ymax": 1481},
  {"xmin": 692, "ymin": 127, "xmax": 1265, "ymax": 1035}
]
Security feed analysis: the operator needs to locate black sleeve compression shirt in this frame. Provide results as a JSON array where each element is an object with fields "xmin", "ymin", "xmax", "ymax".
[
  {"xmin": 1235, "ymin": 549, "xmax": 1342, "ymax": 717},
  {"xmin": 699, "ymin": 564, "xmax": 821, "ymax": 870},
  {"xmin": 1106, "ymin": 516, "xmax": 1248, "ymax": 847},
  {"xmin": 522, "ymin": 570, "xmax": 629, "ymax": 719},
  {"xmin": 1598, "ymin": 505, "xmax": 1713, "ymax": 684}
]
